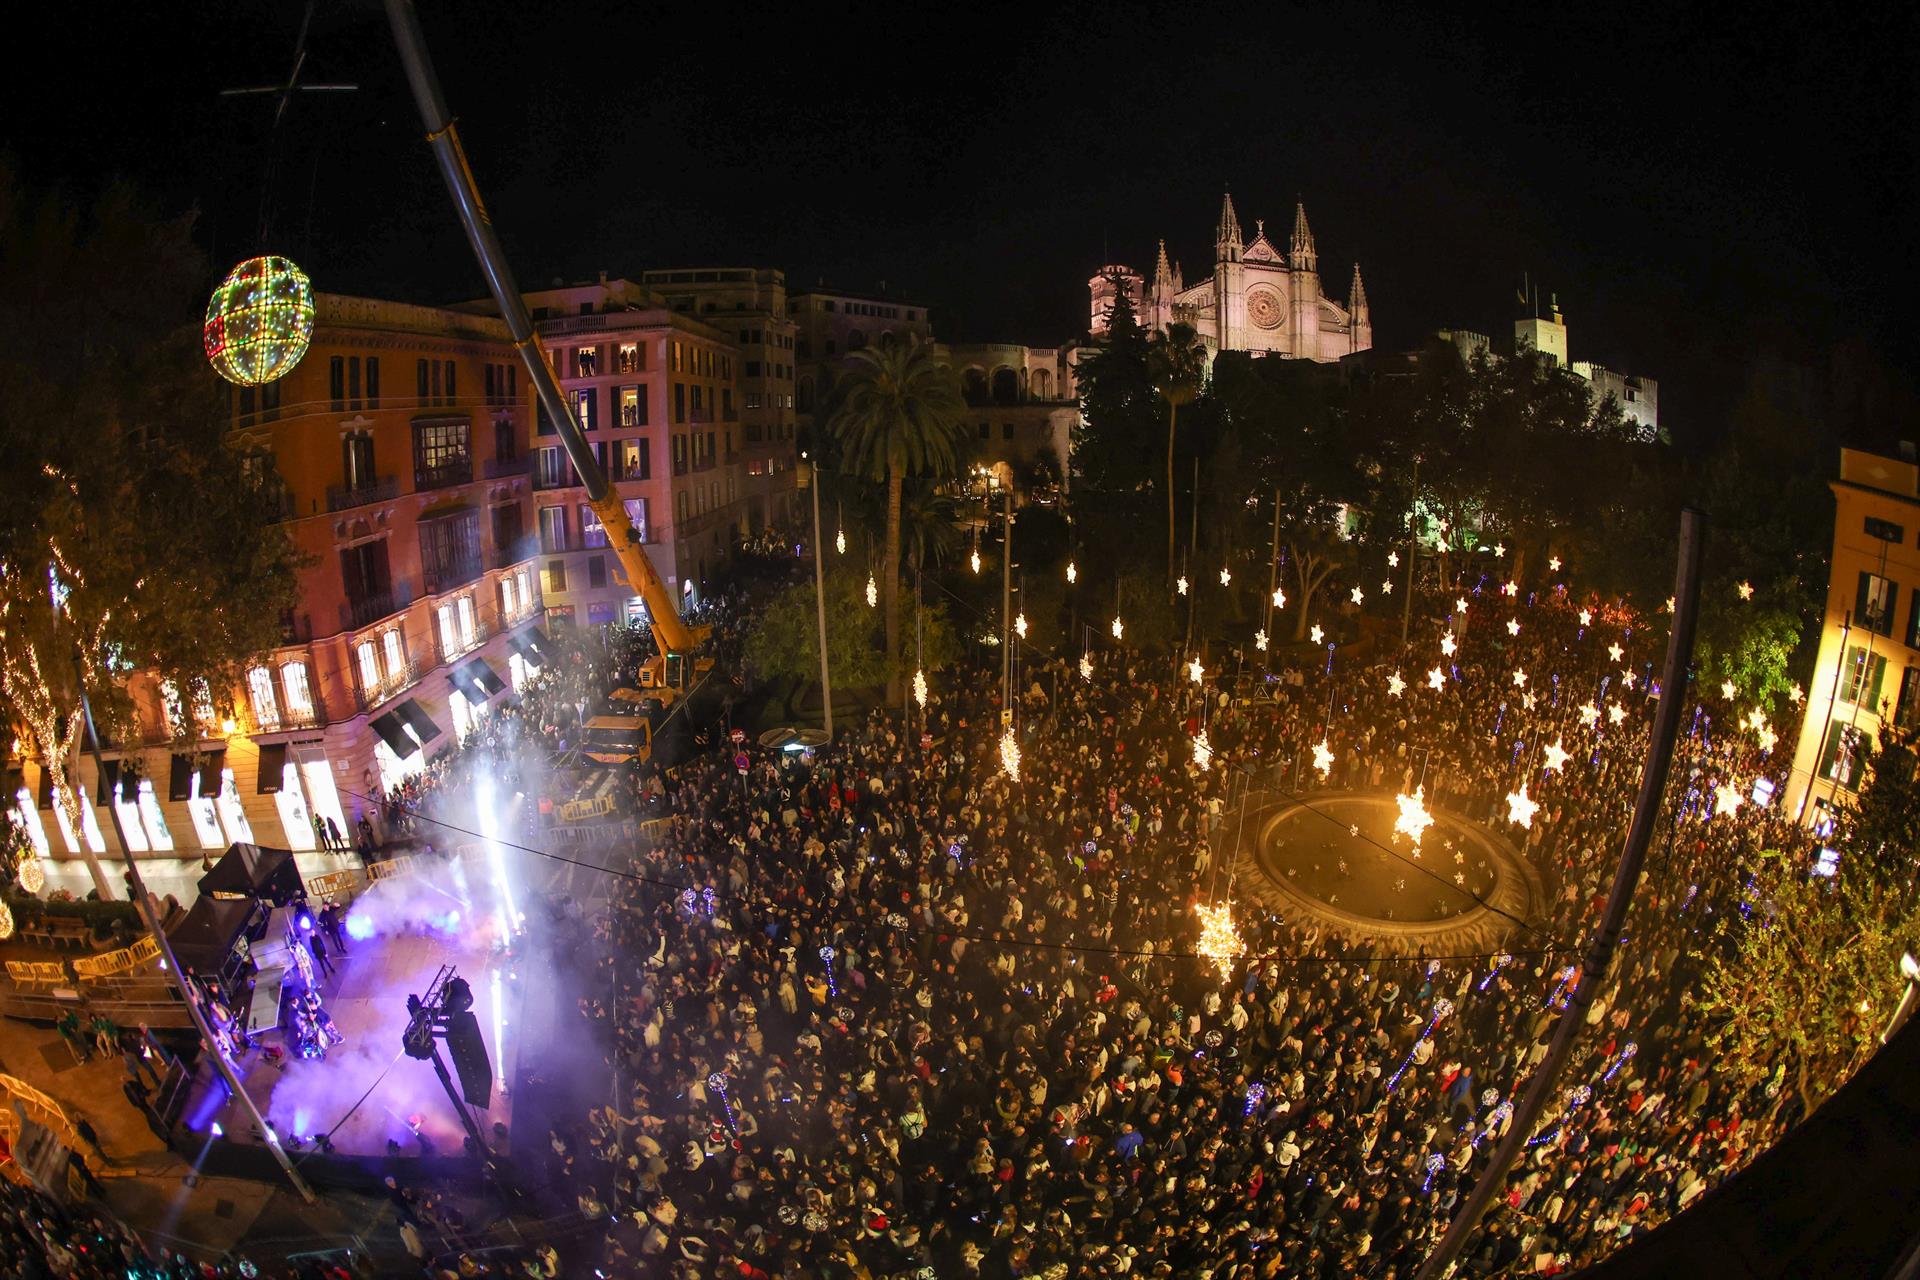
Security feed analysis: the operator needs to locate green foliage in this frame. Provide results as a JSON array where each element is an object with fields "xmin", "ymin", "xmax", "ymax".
[
  {"xmin": 1693, "ymin": 605, "xmax": 1802, "ymax": 719},
  {"xmin": 1696, "ymin": 732, "xmax": 1920, "ymax": 1114},
  {"xmin": 0, "ymin": 166, "xmax": 303, "ymax": 836},
  {"xmin": 1072, "ymin": 278, "xmax": 1159, "ymax": 495},
  {"xmin": 743, "ymin": 567, "xmax": 887, "ymax": 693}
]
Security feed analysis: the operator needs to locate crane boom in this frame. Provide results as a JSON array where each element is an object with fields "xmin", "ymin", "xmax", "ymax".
[{"xmin": 384, "ymin": 0, "xmax": 707, "ymax": 673}]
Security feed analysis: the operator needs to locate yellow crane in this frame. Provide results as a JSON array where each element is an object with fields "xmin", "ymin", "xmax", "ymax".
[{"xmin": 386, "ymin": 0, "xmax": 709, "ymax": 701}]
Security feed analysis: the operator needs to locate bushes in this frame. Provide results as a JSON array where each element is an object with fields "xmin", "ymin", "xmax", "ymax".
[{"xmin": 3, "ymin": 892, "xmax": 142, "ymax": 932}]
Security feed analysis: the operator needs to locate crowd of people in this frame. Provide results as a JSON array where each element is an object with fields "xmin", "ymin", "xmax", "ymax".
[{"xmin": 512, "ymin": 582, "xmax": 1818, "ymax": 1278}]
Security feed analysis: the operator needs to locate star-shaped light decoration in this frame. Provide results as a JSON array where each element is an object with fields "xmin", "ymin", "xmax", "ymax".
[
  {"xmin": 1757, "ymin": 724, "xmax": 1778, "ymax": 752},
  {"xmin": 1607, "ymin": 703, "xmax": 1627, "ymax": 726},
  {"xmin": 1388, "ymin": 550, "xmax": 1401, "ymax": 567},
  {"xmin": 1720, "ymin": 679, "xmax": 1737, "ymax": 701},
  {"xmin": 1220, "ymin": 566, "xmax": 1232, "ymax": 586},
  {"xmin": 1387, "ymin": 670, "xmax": 1407, "ymax": 697},
  {"xmin": 1310, "ymin": 624, "xmax": 1325, "ymax": 644},
  {"xmin": 1193, "ymin": 901, "xmax": 1243, "ymax": 980},
  {"xmin": 1713, "ymin": 783, "xmax": 1743, "ymax": 818},
  {"xmin": 1665, "ymin": 596, "xmax": 1676, "ymax": 613},
  {"xmin": 1394, "ymin": 786, "xmax": 1434, "ymax": 847},
  {"xmin": 1512, "ymin": 668, "xmax": 1527, "ymax": 688},
  {"xmin": 1111, "ymin": 616, "xmax": 1125, "ymax": 640},
  {"xmin": 1350, "ymin": 823, "xmax": 1361, "ymax": 838},
  {"xmin": 865, "ymin": 575, "xmax": 878, "ymax": 607},
  {"xmin": 1000, "ymin": 728, "xmax": 1020, "ymax": 780},
  {"xmin": 970, "ymin": 549, "xmax": 982, "ymax": 575},
  {"xmin": 1066, "ymin": 561, "xmax": 1077, "ymax": 584},
  {"xmin": 1193, "ymin": 729, "xmax": 1213, "ymax": 772},
  {"xmin": 1456, "ymin": 597, "xmax": 1470, "ymax": 615},
  {"xmin": 1579, "ymin": 609, "xmax": 1592, "ymax": 626},
  {"xmin": 1255, "ymin": 629, "xmax": 1269, "ymax": 651},
  {"xmin": 1608, "ymin": 642, "xmax": 1624, "ymax": 663},
  {"xmin": 1737, "ymin": 580, "xmax": 1754, "ymax": 601},
  {"xmin": 1506, "ymin": 782, "xmax": 1539, "ymax": 829},
  {"xmin": 1015, "ymin": 613, "xmax": 1029, "ymax": 639},
  {"xmin": 1188, "ymin": 656, "xmax": 1205, "ymax": 685},
  {"xmin": 1441, "ymin": 632, "xmax": 1457, "ymax": 656},
  {"xmin": 1578, "ymin": 702, "xmax": 1600, "ymax": 729},
  {"xmin": 1542, "ymin": 739, "xmax": 1570, "ymax": 773},
  {"xmin": 1549, "ymin": 555, "xmax": 1562, "ymax": 573},
  {"xmin": 1428, "ymin": 666, "xmax": 1447, "ymax": 691},
  {"xmin": 1502, "ymin": 581, "xmax": 1519, "ymax": 597},
  {"xmin": 1079, "ymin": 654, "xmax": 1093, "ymax": 681},
  {"xmin": 1382, "ymin": 579, "xmax": 1394, "ymax": 595},
  {"xmin": 1494, "ymin": 542, "xmax": 1506, "ymax": 558},
  {"xmin": 1272, "ymin": 587, "xmax": 1286, "ymax": 608},
  {"xmin": 1522, "ymin": 690, "xmax": 1538, "ymax": 710},
  {"xmin": 913, "ymin": 669, "xmax": 928, "ymax": 708},
  {"xmin": 1436, "ymin": 536, "xmax": 1451, "ymax": 553},
  {"xmin": 1788, "ymin": 682, "xmax": 1804, "ymax": 705},
  {"xmin": 1177, "ymin": 576, "xmax": 1190, "ymax": 596},
  {"xmin": 1351, "ymin": 586, "xmax": 1365, "ymax": 605},
  {"xmin": 1312, "ymin": 739, "xmax": 1335, "ymax": 778},
  {"xmin": 1506, "ymin": 618, "xmax": 1521, "ymax": 636},
  {"xmin": 1620, "ymin": 670, "xmax": 1637, "ymax": 690}
]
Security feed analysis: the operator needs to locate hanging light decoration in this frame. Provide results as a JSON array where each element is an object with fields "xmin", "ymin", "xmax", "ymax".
[
  {"xmin": 1512, "ymin": 668, "xmax": 1527, "ymax": 687},
  {"xmin": 1505, "ymin": 782, "xmax": 1539, "ymax": 829},
  {"xmin": 1255, "ymin": 629, "xmax": 1268, "ymax": 651},
  {"xmin": 1502, "ymin": 581, "xmax": 1518, "ymax": 597},
  {"xmin": 1350, "ymin": 586, "xmax": 1365, "ymax": 605},
  {"xmin": 1440, "ymin": 632, "xmax": 1457, "ymax": 656},
  {"xmin": 1737, "ymin": 580, "xmax": 1754, "ymax": 601},
  {"xmin": 1381, "ymin": 578, "xmax": 1393, "ymax": 595},
  {"xmin": 1427, "ymin": 666, "xmax": 1447, "ymax": 691},
  {"xmin": 1192, "ymin": 728, "xmax": 1213, "ymax": 771},
  {"xmin": 1578, "ymin": 701, "xmax": 1600, "ymax": 728},
  {"xmin": 1188, "ymin": 657, "xmax": 1204, "ymax": 684},
  {"xmin": 1607, "ymin": 642, "xmax": 1625, "ymax": 663},
  {"xmin": 1387, "ymin": 670, "xmax": 1406, "ymax": 697},
  {"xmin": 1066, "ymin": 561, "xmax": 1077, "ymax": 584},
  {"xmin": 1720, "ymin": 678, "xmax": 1737, "ymax": 701},
  {"xmin": 1272, "ymin": 587, "xmax": 1286, "ymax": 608},
  {"xmin": 16, "ymin": 853, "xmax": 45, "ymax": 895},
  {"xmin": 203, "ymin": 255, "xmax": 315, "ymax": 386},
  {"xmin": 1548, "ymin": 555, "xmax": 1562, "ymax": 572},
  {"xmin": 1493, "ymin": 542, "xmax": 1506, "ymax": 558},
  {"xmin": 1455, "ymin": 596, "xmax": 1469, "ymax": 614},
  {"xmin": 971, "ymin": 548, "xmax": 982, "ymax": 575},
  {"xmin": 1607, "ymin": 703, "xmax": 1627, "ymax": 726},
  {"xmin": 1788, "ymin": 682, "xmax": 1804, "ymax": 705},
  {"xmin": 865, "ymin": 575, "xmax": 878, "ymax": 607},
  {"xmin": 1757, "ymin": 723, "xmax": 1778, "ymax": 753},
  {"xmin": 1506, "ymin": 617, "xmax": 1521, "ymax": 636},
  {"xmin": 1713, "ymin": 783, "xmax": 1743, "ymax": 818},
  {"xmin": 1311, "ymin": 739, "xmax": 1335, "ymax": 778},
  {"xmin": 1177, "ymin": 576, "xmax": 1190, "ymax": 596},
  {"xmin": 1388, "ymin": 550, "xmax": 1400, "ymax": 567},
  {"xmin": 0, "ymin": 898, "xmax": 12, "ymax": 942},
  {"xmin": 1393, "ymin": 786, "xmax": 1434, "ymax": 846},
  {"xmin": 1193, "ymin": 901, "xmax": 1243, "ymax": 980},
  {"xmin": 1542, "ymin": 739, "xmax": 1570, "ymax": 773},
  {"xmin": 1111, "ymin": 615, "xmax": 1125, "ymax": 640},
  {"xmin": 836, "ymin": 527, "xmax": 847, "ymax": 555},
  {"xmin": 1015, "ymin": 613, "xmax": 1028, "ymax": 639},
  {"xmin": 999, "ymin": 728, "xmax": 1021, "ymax": 781},
  {"xmin": 912, "ymin": 669, "xmax": 928, "ymax": 708},
  {"xmin": 1578, "ymin": 608, "xmax": 1592, "ymax": 626},
  {"xmin": 1309, "ymin": 624, "xmax": 1325, "ymax": 644},
  {"xmin": 1079, "ymin": 654, "xmax": 1093, "ymax": 681},
  {"xmin": 1219, "ymin": 566, "xmax": 1232, "ymax": 586}
]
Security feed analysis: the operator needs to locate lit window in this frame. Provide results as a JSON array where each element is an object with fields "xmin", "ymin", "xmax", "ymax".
[
  {"xmin": 281, "ymin": 661, "xmax": 314, "ymax": 721},
  {"xmin": 501, "ymin": 574, "xmax": 518, "ymax": 620},
  {"xmin": 11, "ymin": 787, "xmax": 49, "ymax": 857},
  {"xmin": 356, "ymin": 642, "xmax": 381, "ymax": 694},
  {"xmin": 272, "ymin": 761, "xmax": 315, "ymax": 851},
  {"xmin": 187, "ymin": 771, "xmax": 224, "ymax": 849},
  {"xmin": 76, "ymin": 786, "xmax": 107, "ymax": 853},
  {"xmin": 216, "ymin": 769, "xmax": 254, "ymax": 844},
  {"xmin": 437, "ymin": 604, "xmax": 457, "ymax": 657},
  {"xmin": 247, "ymin": 666, "xmax": 280, "ymax": 730},
  {"xmin": 382, "ymin": 630, "xmax": 405, "ymax": 681},
  {"xmin": 137, "ymin": 780, "xmax": 174, "ymax": 851},
  {"xmin": 457, "ymin": 595, "xmax": 477, "ymax": 648}
]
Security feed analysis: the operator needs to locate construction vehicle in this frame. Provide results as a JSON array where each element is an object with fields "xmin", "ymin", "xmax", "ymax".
[
  {"xmin": 387, "ymin": 0, "xmax": 710, "ymax": 703},
  {"xmin": 581, "ymin": 712, "xmax": 652, "ymax": 766}
]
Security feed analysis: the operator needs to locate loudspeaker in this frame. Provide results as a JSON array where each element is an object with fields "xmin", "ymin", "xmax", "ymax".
[{"xmin": 443, "ymin": 1010, "xmax": 493, "ymax": 1109}]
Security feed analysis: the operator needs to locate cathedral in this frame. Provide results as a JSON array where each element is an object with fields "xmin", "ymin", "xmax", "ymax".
[{"xmin": 1089, "ymin": 193, "xmax": 1370, "ymax": 362}]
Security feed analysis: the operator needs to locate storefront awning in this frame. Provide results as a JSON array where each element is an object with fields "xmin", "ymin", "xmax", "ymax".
[
  {"xmin": 199, "ymin": 749, "xmax": 227, "ymax": 799},
  {"xmin": 448, "ymin": 663, "xmax": 485, "ymax": 702},
  {"xmin": 96, "ymin": 759, "xmax": 136, "ymax": 805},
  {"xmin": 369, "ymin": 710, "xmax": 419, "ymax": 760},
  {"xmin": 168, "ymin": 754, "xmax": 194, "ymax": 802},
  {"xmin": 396, "ymin": 698, "xmax": 442, "ymax": 746},
  {"xmin": 462, "ymin": 658, "xmax": 506, "ymax": 698},
  {"xmin": 519, "ymin": 627, "xmax": 552, "ymax": 664},
  {"xmin": 256, "ymin": 742, "xmax": 288, "ymax": 794},
  {"xmin": 37, "ymin": 765, "xmax": 53, "ymax": 810}
]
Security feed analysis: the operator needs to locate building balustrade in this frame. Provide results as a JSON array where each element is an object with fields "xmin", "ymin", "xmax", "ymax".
[{"xmin": 325, "ymin": 474, "xmax": 400, "ymax": 512}]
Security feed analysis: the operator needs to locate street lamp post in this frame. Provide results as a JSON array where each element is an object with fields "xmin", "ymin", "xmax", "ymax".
[{"xmin": 807, "ymin": 457, "xmax": 835, "ymax": 740}]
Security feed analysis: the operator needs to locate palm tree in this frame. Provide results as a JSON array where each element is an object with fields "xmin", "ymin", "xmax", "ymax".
[
  {"xmin": 826, "ymin": 338, "xmax": 967, "ymax": 696},
  {"xmin": 1148, "ymin": 322, "xmax": 1207, "ymax": 578}
]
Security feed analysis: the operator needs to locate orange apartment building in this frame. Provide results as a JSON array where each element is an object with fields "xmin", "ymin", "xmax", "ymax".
[{"xmin": 9, "ymin": 293, "xmax": 547, "ymax": 863}]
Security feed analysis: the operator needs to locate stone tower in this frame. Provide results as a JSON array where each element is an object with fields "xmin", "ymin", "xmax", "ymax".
[
  {"xmin": 1289, "ymin": 201, "xmax": 1321, "ymax": 361},
  {"xmin": 1348, "ymin": 263, "xmax": 1371, "ymax": 354},
  {"xmin": 1214, "ymin": 191, "xmax": 1245, "ymax": 351}
]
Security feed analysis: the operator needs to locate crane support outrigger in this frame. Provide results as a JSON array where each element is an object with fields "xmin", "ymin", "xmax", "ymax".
[{"xmin": 384, "ymin": 0, "xmax": 710, "ymax": 699}]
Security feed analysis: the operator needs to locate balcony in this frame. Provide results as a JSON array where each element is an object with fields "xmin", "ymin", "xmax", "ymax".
[
  {"xmin": 484, "ymin": 456, "xmax": 530, "ymax": 479},
  {"xmin": 340, "ymin": 583, "xmax": 414, "ymax": 632},
  {"xmin": 352, "ymin": 656, "xmax": 430, "ymax": 713},
  {"xmin": 434, "ymin": 616, "xmax": 490, "ymax": 667},
  {"xmin": 422, "ymin": 558, "xmax": 484, "ymax": 596},
  {"xmin": 253, "ymin": 690, "xmax": 329, "ymax": 734},
  {"xmin": 414, "ymin": 456, "xmax": 474, "ymax": 491},
  {"xmin": 326, "ymin": 475, "xmax": 400, "ymax": 513},
  {"xmin": 493, "ymin": 537, "xmax": 537, "ymax": 570}
]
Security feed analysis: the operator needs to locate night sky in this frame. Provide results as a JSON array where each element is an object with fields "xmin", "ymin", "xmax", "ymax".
[{"xmin": 13, "ymin": 1, "xmax": 1917, "ymax": 446}]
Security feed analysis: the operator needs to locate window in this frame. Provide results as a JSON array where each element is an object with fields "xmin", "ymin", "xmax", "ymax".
[
  {"xmin": 572, "ymin": 388, "xmax": 596, "ymax": 431},
  {"xmin": 1818, "ymin": 720, "xmax": 1868, "ymax": 791},
  {"xmin": 575, "ymin": 347, "xmax": 597, "ymax": 377},
  {"xmin": 745, "ymin": 361, "xmax": 762, "ymax": 378},
  {"xmin": 495, "ymin": 417, "xmax": 518, "ymax": 463},
  {"xmin": 436, "ymin": 603, "xmax": 458, "ymax": 659},
  {"xmin": 444, "ymin": 361, "xmax": 456, "ymax": 403},
  {"xmin": 356, "ymin": 640, "xmax": 381, "ymax": 692},
  {"xmin": 539, "ymin": 505, "xmax": 569, "ymax": 553},
  {"xmin": 588, "ymin": 555, "xmax": 608, "ymax": 589},
  {"xmin": 500, "ymin": 573, "xmax": 518, "ymax": 620},
  {"xmin": 674, "ymin": 384, "xmax": 686, "ymax": 423},
  {"xmin": 822, "ymin": 300, "xmax": 836, "ymax": 312},
  {"xmin": 330, "ymin": 356, "xmax": 345, "ymax": 411},
  {"xmin": 536, "ymin": 447, "xmax": 568, "ymax": 489},
  {"xmin": 342, "ymin": 433, "xmax": 377, "ymax": 491},
  {"xmin": 413, "ymin": 419, "xmax": 472, "ymax": 489},
  {"xmin": 746, "ymin": 392, "xmax": 763, "ymax": 411},
  {"xmin": 382, "ymin": 629, "xmax": 406, "ymax": 682},
  {"xmin": 580, "ymin": 503, "xmax": 610, "ymax": 549},
  {"xmin": 676, "ymin": 489, "xmax": 689, "ymax": 524},
  {"xmin": 347, "ymin": 356, "xmax": 362, "ymax": 409},
  {"xmin": 621, "ymin": 386, "xmax": 644, "ymax": 427},
  {"xmin": 366, "ymin": 356, "xmax": 381, "ymax": 407},
  {"xmin": 672, "ymin": 341, "xmax": 683, "ymax": 372},
  {"xmin": 1002, "ymin": 423, "xmax": 1014, "ymax": 440},
  {"xmin": 281, "ymin": 661, "xmax": 314, "ymax": 721},
  {"xmin": 625, "ymin": 497, "xmax": 649, "ymax": 542},
  {"xmin": 1898, "ymin": 667, "xmax": 1920, "ymax": 731},
  {"xmin": 547, "ymin": 558, "xmax": 567, "ymax": 593},
  {"xmin": 1865, "ymin": 517, "xmax": 1905, "ymax": 544},
  {"xmin": 617, "ymin": 343, "xmax": 642, "ymax": 373},
  {"xmin": 247, "ymin": 666, "xmax": 280, "ymax": 729},
  {"xmin": 1858, "ymin": 572, "xmax": 1898, "ymax": 636},
  {"xmin": 428, "ymin": 359, "xmax": 440, "ymax": 403},
  {"xmin": 419, "ymin": 509, "xmax": 482, "ymax": 592},
  {"xmin": 1840, "ymin": 644, "xmax": 1888, "ymax": 708},
  {"xmin": 457, "ymin": 595, "xmax": 477, "ymax": 648},
  {"xmin": 617, "ymin": 437, "xmax": 650, "ymax": 481}
]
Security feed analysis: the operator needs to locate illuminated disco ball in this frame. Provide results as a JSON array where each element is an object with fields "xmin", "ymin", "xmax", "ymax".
[{"xmin": 203, "ymin": 255, "xmax": 315, "ymax": 385}]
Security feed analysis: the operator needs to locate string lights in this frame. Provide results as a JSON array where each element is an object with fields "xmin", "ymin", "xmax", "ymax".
[
  {"xmin": 1219, "ymin": 567, "xmax": 1232, "ymax": 586},
  {"xmin": 1111, "ymin": 616, "xmax": 1125, "ymax": 640},
  {"xmin": 1393, "ymin": 786, "xmax": 1434, "ymax": 846},
  {"xmin": 1000, "ymin": 728, "xmax": 1021, "ymax": 781},
  {"xmin": 865, "ymin": 575, "xmax": 878, "ymax": 607},
  {"xmin": 819, "ymin": 946, "xmax": 838, "ymax": 998},
  {"xmin": 1386, "ymin": 995, "xmax": 1453, "ymax": 1092},
  {"xmin": 1193, "ymin": 901, "xmax": 1243, "ymax": 980},
  {"xmin": 1311, "ymin": 739, "xmax": 1335, "ymax": 778},
  {"xmin": 204, "ymin": 255, "xmax": 315, "ymax": 385},
  {"xmin": 1193, "ymin": 729, "xmax": 1213, "ymax": 772},
  {"xmin": 1066, "ymin": 561, "xmax": 1077, "ymax": 584},
  {"xmin": 913, "ymin": 669, "xmax": 928, "ymax": 708}
]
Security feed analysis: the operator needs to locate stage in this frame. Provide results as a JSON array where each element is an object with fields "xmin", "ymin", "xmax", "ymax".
[{"xmin": 191, "ymin": 905, "xmax": 524, "ymax": 1163}]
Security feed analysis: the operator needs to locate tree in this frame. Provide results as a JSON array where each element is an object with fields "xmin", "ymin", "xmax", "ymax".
[
  {"xmin": 1148, "ymin": 322, "xmax": 1208, "ymax": 579},
  {"xmin": 0, "ymin": 171, "xmax": 301, "ymax": 896},
  {"xmin": 1072, "ymin": 274, "xmax": 1158, "ymax": 496},
  {"xmin": 743, "ymin": 567, "xmax": 887, "ymax": 717},
  {"xmin": 1695, "ymin": 731, "xmax": 1920, "ymax": 1115},
  {"xmin": 825, "ymin": 338, "xmax": 967, "ymax": 698}
]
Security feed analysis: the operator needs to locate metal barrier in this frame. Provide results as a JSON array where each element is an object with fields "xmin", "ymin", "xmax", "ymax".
[
  {"xmin": 305, "ymin": 869, "xmax": 362, "ymax": 902},
  {"xmin": 367, "ymin": 854, "xmax": 421, "ymax": 883},
  {"xmin": 73, "ymin": 934, "xmax": 161, "ymax": 980},
  {"xmin": 4, "ymin": 961, "xmax": 68, "ymax": 992},
  {"xmin": 0, "ymin": 1072, "xmax": 88, "ymax": 1155}
]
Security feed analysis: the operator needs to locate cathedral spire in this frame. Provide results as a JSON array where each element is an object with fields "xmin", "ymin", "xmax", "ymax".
[
  {"xmin": 1290, "ymin": 200, "xmax": 1317, "ymax": 272},
  {"xmin": 1217, "ymin": 190, "xmax": 1242, "ymax": 262},
  {"xmin": 1153, "ymin": 238, "xmax": 1172, "ymax": 289},
  {"xmin": 1349, "ymin": 262, "xmax": 1368, "ymax": 315}
]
